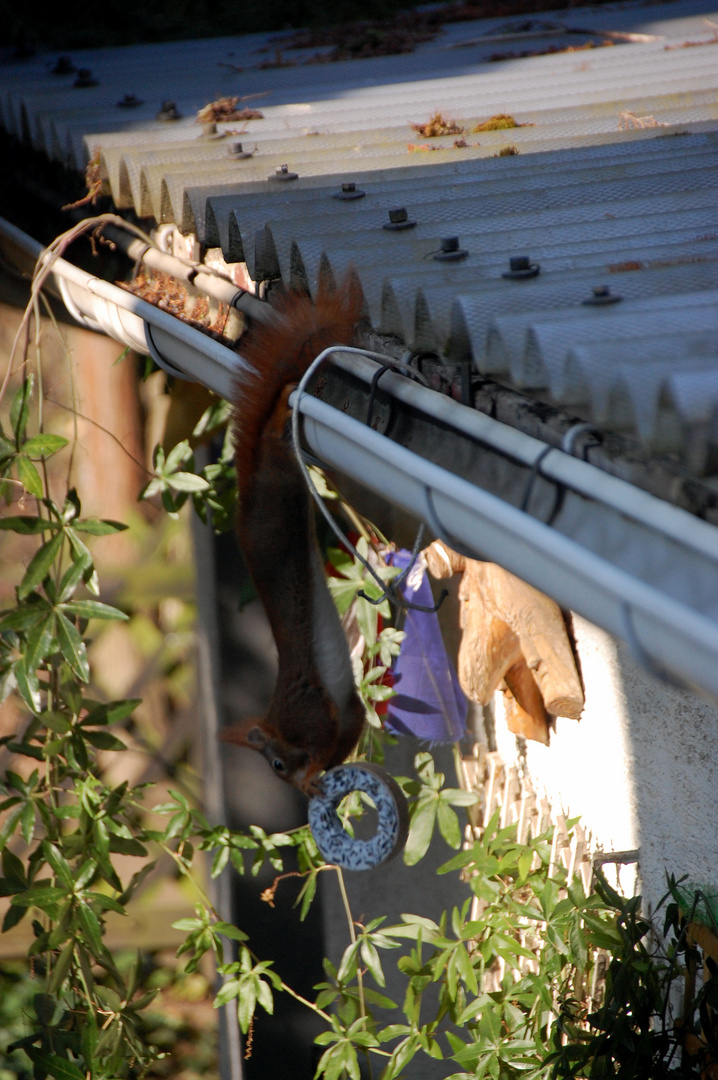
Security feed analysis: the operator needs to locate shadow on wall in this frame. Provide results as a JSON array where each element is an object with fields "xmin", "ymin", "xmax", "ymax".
[
  {"xmin": 616, "ymin": 632, "xmax": 718, "ymax": 919},
  {"xmin": 214, "ymin": 527, "xmax": 326, "ymax": 1080},
  {"xmin": 320, "ymin": 737, "xmax": 472, "ymax": 1080},
  {"xmin": 512, "ymin": 612, "xmax": 718, "ymax": 919},
  {"xmin": 212, "ymin": 522, "xmax": 471, "ymax": 1080}
]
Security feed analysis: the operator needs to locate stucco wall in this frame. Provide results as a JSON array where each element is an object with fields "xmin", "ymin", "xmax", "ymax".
[{"xmin": 493, "ymin": 613, "xmax": 718, "ymax": 917}]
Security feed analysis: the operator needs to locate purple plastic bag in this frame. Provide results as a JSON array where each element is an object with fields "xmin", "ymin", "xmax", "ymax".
[{"xmin": 384, "ymin": 549, "xmax": 468, "ymax": 743}]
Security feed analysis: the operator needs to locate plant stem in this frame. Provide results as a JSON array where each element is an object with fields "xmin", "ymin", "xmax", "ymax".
[{"xmin": 335, "ymin": 866, "xmax": 367, "ymax": 1024}]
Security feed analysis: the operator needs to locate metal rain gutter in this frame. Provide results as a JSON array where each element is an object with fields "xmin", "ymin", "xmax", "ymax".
[
  {"xmin": 299, "ymin": 390, "xmax": 718, "ymax": 698},
  {"xmin": 3, "ymin": 215, "xmax": 718, "ymax": 701},
  {"xmin": 0, "ymin": 216, "xmax": 240, "ymax": 400}
]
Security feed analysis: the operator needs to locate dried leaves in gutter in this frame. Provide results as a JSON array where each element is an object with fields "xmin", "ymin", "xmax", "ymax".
[{"xmin": 117, "ymin": 270, "xmax": 236, "ymax": 343}]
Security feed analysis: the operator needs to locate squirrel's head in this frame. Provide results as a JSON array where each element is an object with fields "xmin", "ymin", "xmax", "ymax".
[{"xmin": 221, "ymin": 720, "xmax": 320, "ymax": 794}]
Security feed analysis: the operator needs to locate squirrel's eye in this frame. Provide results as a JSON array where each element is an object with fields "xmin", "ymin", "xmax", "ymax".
[{"xmin": 272, "ymin": 758, "xmax": 287, "ymax": 774}]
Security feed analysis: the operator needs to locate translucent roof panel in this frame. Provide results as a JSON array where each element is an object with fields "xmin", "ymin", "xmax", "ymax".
[{"xmin": 1, "ymin": 0, "xmax": 717, "ymax": 472}]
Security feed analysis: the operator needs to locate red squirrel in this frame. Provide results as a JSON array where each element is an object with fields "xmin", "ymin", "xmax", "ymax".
[{"xmin": 221, "ymin": 280, "xmax": 366, "ymax": 795}]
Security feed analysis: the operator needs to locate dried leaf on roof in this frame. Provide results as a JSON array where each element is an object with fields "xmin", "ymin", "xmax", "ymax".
[
  {"xmin": 256, "ymin": 49, "xmax": 296, "ymax": 69},
  {"xmin": 407, "ymin": 138, "xmax": 479, "ymax": 152},
  {"xmin": 490, "ymin": 39, "xmax": 613, "ymax": 60},
  {"xmin": 196, "ymin": 97, "xmax": 264, "ymax": 123},
  {"xmin": 256, "ymin": 0, "xmax": 640, "ymax": 66},
  {"xmin": 664, "ymin": 21, "xmax": 718, "ymax": 49},
  {"xmin": 62, "ymin": 149, "xmax": 104, "ymax": 210},
  {"xmin": 410, "ymin": 112, "xmax": 464, "ymax": 137},
  {"xmin": 271, "ymin": 10, "xmax": 438, "ymax": 62},
  {"xmin": 472, "ymin": 112, "xmax": 532, "ymax": 131},
  {"xmin": 618, "ymin": 111, "xmax": 668, "ymax": 130}
]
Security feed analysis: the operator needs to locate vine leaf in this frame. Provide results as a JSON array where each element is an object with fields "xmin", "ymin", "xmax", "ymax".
[
  {"xmin": 72, "ymin": 518, "xmax": 128, "ymax": 535},
  {"xmin": 55, "ymin": 611, "xmax": 90, "ymax": 681},
  {"xmin": 21, "ymin": 433, "xmax": 69, "ymax": 458},
  {"xmin": 15, "ymin": 455, "xmax": 43, "ymax": 497},
  {"xmin": 18, "ymin": 531, "xmax": 65, "ymax": 599},
  {"xmin": 0, "ymin": 515, "xmax": 59, "ymax": 534},
  {"xmin": 9, "ymin": 377, "xmax": 33, "ymax": 443},
  {"xmin": 27, "ymin": 1050, "xmax": 85, "ymax": 1080}
]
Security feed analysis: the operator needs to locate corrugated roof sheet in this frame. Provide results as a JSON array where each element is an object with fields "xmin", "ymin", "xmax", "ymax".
[{"xmin": 2, "ymin": 0, "xmax": 717, "ymax": 473}]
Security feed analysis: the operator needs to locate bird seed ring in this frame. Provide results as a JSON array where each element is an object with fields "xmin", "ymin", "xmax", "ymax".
[{"xmin": 308, "ymin": 762, "xmax": 409, "ymax": 870}]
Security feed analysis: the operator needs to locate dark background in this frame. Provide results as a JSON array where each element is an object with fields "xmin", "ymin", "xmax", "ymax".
[{"xmin": 2, "ymin": 0, "xmax": 617, "ymax": 51}]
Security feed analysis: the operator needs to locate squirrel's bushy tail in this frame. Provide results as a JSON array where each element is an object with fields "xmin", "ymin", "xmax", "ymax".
[{"xmin": 233, "ymin": 277, "xmax": 363, "ymax": 485}]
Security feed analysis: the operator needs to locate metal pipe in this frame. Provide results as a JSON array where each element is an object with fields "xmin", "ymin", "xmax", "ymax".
[
  {"xmin": 102, "ymin": 224, "xmax": 273, "ymax": 324},
  {"xmin": 3, "ymin": 213, "xmax": 718, "ymax": 699},
  {"xmin": 0, "ymin": 215, "xmax": 245, "ymax": 400},
  {"xmin": 328, "ymin": 350, "xmax": 718, "ymax": 565},
  {"xmin": 297, "ymin": 392, "xmax": 718, "ymax": 698},
  {"xmin": 1, "ymin": 211, "xmax": 709, "ymax": 567}
]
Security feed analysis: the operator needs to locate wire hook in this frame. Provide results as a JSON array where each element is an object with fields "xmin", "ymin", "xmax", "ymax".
[
  {"xmin": 521, "ymin": 423, "xmax": 603, "ymax": 522},
  {"xmin": 520, "ymin": 444, "xmax": 554, "ymax": 514},
  {"xmin": 365, "ymin": 364, "xmax": 393, "ymax": 429},
  {"xmin": 561, "ymin": 421, "xmax": 602, "ymax": 459},
  {"xmin": 357, "ymin": 523, "xmax": 448, "ymax": 614},
  {"xmin": 290, "ymin": 344, "xmax": 442, "ymax": 613},
  {"xmin": 365, "ymin": 353, "xmax": 429, "ymax": 429}
]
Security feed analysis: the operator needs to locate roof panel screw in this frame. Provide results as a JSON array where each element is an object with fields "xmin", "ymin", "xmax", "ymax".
[
  {"xmin": 383, "ymin": 207, "xmax": 416, "ymax": 231},
  {"xmin": 117, "ymin": 93, "xmax": 144, "ymax": 109},
  {"xmin": 199, "ymin": 121, "xmax": 226, "ymax": 139},
  {"xmin": 583, "ymin": 284, "xmax": 622, "ymax": 306},
  {"xmin": 502, "ymin": 255, "xmax": 540, "ymax": 279},
  {"xmin": 333, "ymin": 181, "xmax": 365, "ymax": 200},
  {"xmin": 433, "ymin": 236, "xmax": 468, "ymax": 262},
  {"xmin": 271, "ymin": 164, "xmax": 299, "ymax": 181},
  {"xmin": 228, "ymin": 141, "xmax": 254, "ymax": 159},
  {"xmin": 73, "ymin": 68, "xmax": 98, "ymax": 88},
  {"xmin": 52, "ymin": 55, "xmax": 75, "ymax": 75},
  {"xmin": 157, "ymin": 100, "xmax": 182, "ymax": 121}
]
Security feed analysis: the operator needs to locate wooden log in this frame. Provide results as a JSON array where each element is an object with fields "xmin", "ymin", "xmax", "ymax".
[
  {"xmin": 503, "ymin": 660, "xmax": 550, "ymax": 745},
  {"xmin": 425, "ymin": 542, "xmax": 584, "ymax": 741}
]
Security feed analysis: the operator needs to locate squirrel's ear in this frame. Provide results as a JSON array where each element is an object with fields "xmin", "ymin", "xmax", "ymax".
[{"xmin": 220, "ymin": 720, "xmax": 267, "ymax": 749}]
